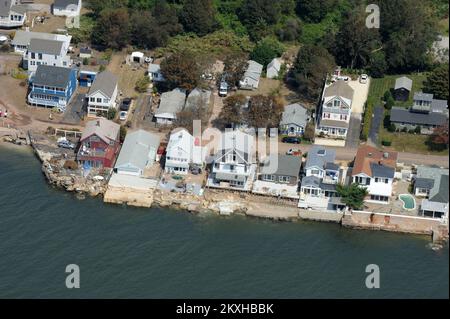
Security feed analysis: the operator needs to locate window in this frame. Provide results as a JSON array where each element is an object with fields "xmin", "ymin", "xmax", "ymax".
[
  {"xmin": 38, "ymin": 53, "xmax": 42, "ymax": 60},
  {"xmin": 279, "ymin": 176, "xmax": 290, "ymax": 183},
  {"xmin": 375, "ymin": 178, "xmax": 379, "ymax": 183},
  {"xmin": 31, "ymin": 52, "xmax": 35, "ymax": 59},
  {"xmin": 89, "ymin": 97, "xmax": 95, "ymax": 102},
  {"xmin": 311, "ymin": 169, "xmax": 320, "ymax": 175},
  {"xmin": 384, "ymin": 179, "xmax": 389, "ymax": 184},
  {"xmin": 333, "ymin": 99, "xmax": 341, "ymax": 107},
  {"xmin": 97, "ymin": 98, "xmax": 102, "ymax": 103}
]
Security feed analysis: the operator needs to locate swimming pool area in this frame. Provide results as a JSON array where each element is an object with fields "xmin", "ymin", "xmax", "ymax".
[{"xmin": 399, "ymin": 194, "xmax": 416, "ymax": 210}]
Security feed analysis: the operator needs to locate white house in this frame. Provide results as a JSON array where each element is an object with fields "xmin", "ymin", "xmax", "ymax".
[
  {"xmin": 317, "ymin": 80, "xmax": 354, "ymax": 139},
  {"xmin": 114, "ymin": 129, "xmax": 161, "ymax": 177},
  {"xmin": 0, "ymin": 0, "xmax": 26, "ymax": 28},
  {"xmin": 266, "ymin": 58, "xmax": 281, "ymax": 79},
  {"xmin": 164, "ymin": 128, "xmax": 205, "ymax": 174},
  {"xmin": 86, "ymin": 70, "xmax": 119, "ymax": 117},
  {"xmin": 154, "ymin": 88, "xmax": 186, "ymax": 125},
  {"xmin": 207, "ymin": 130, "xmax": 256, "ymax": 190},
  {"xmin": 25, "ymin": 38, "xmax": 71, "ymax": 74},
  {"xmin": 148, "ymin": 63, "xmax": 164, "ymax": 82},
  {"xmin": 52, "ymin": 0, "xmax": 82, "ymax": 17},
  {"xmin": 239, "ymin": 60, "xmax": 263, "ymax": 90},
  {"xmin": 11, "ymin": 30, "xmax": 72, "ymax": 55},
  {"xmin": 352, "ymin": 146, "xmax": 398, "ymax": 204},
  {"xmin": 279, "ymin": 103, "xmax": 309, "ymax": 136}
]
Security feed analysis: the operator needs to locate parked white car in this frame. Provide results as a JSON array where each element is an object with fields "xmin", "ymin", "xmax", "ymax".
[
  {"xmin": 119, "ymin": 111, "xmax": 128, "ymax": 121},
  {"xmin": 360, "ymin": 74, "xmax": 368, "ymax": 84}
]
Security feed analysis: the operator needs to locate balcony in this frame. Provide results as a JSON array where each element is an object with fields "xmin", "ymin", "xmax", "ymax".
[
  {"xmin": 31, "ymin": 87, "xmax": 67, "ymax": 98},
  {"xmin": 78, "ymin": 148, "xmax": 106, "ymax": 158}
]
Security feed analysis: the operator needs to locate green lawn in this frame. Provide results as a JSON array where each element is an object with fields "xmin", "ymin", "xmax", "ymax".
[{"xmin": 379, "ymin": 131, "xmax": 449, "ymax": 155}]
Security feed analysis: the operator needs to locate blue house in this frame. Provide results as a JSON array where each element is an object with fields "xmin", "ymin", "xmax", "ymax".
[
  {"xmin": 79, "ymin": 70, "xmax": 97, "ymax": 87},
  {"xmin": 28, "ymin": 65, "xmax": 77, "ymax": 112}
]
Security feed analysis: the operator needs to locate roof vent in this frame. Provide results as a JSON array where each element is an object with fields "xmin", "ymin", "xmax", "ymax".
[
  {"xmin": 368, "ymin": 152, "xmax": 372, "ymax": 157},
  {"xmin": 383, "ymin": 152, "xmax": 389, "ymax": 158}
]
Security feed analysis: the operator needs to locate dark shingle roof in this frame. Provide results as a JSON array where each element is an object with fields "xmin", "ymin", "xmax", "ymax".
[
  {"xmin": 54, "ymin": 0, "xmax": 79, "ymax": 8},
  {"xmin": 305, "ymin": 146, "xmax": 336, "ymax": 170},
  {"xmin": 430, "ymin": 174, "xmax": 449, "ymax": 203},
  {"xmin": 394, "ymin": 76, "xmax": 412, "ymax": 91},
  {"xmin": 415, "ymin": 177, "xmax": 434, "ymax": 190},
  {"xmin": 32, "ymin": 65, "xmax": 73, "ymax": 88},
  {"xmin": 0, "ymin": 0, "xmax": 12, "ymax": 17},
  {"xmin": 260, "ymin": 154, "xmax": 301, "ymax": 177},
  {"xmin": 390, "ymin": 107, "xmax": 448, "ymax": 126},
  {"xmin": 301, "ymin": 175, "xmax": 321, "ymax": 188},
  {"xmin": 370, "ymin": 162, "xmax": 395, "ymax": 178}
]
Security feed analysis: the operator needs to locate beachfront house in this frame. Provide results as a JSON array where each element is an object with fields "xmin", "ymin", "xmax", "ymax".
[
  {"xmin": 389, "ymin": 92, "xmax": 448, "ymax": 134},
  {"xmin": 351, "ymin": 145, "xmax": 398, "ymax": 204},
  {"xmin": 114, "ymin": 129, "xmax": 161, "ymax": 177},
  {"xmin": 414, "ymin": 166, "xmax": 449, "ymax": 219},
  {"xmin": 25, "ymin": 38, "xmax": 72, "ymax": 74},
  {"xmin": 11, "ymin": 30, "xmax": 72, "ymax": 55},
  {"xmin": 164, "ymin": 128, "xmax": 205, "ymax": 175},
  {"xmin": 316, "ymin": 80, "xmax": 354, "ymax": 139},
  {"xmin": 239, "ymin": 60, "xmax": 263, "ymax": 90},
  {"xmin": 207, "ymin": 130, "xmax": 256, "ymax": 191},
  {"xmin": 27, "ymin": 65, "xmax": 77, "ymax": 112},
  {"xmin": 86, "ymin": 70, "xmax": 119, "ymax": 117},
  {"xmin": 266, "ymin": 58, "xmax": 281, "ymax": 79},
  {"xmin": 148, "ymin": 63, "xmax": 164, "ymax": 82},
  {"xmin": 0, "ymin": 0, "xmax": 26, "ymax": 28},
  {"xmin": 252, "ymin": 154, "xmax": 301, "ymax": 199},
  {"xmin": 298, "ymin": 146, "xmax": 343, "ymax": 211},
  {"xmin": 279, "ymin": 103, "xmax": 309, "ymax": 136},
  {"xmin": 52, "ymin": 0, "xmax": 82, "ymax": 17},
  {"xmin": 154, "ymin": 88, "xmax": 186, "ymax": 125},
  {"xmin": 393, "ymin": 76, "xmax": 412, "ymax": 101},
  {"xmin": 77, "ymin": 118, "xmax": 121, "ymax": 169}
]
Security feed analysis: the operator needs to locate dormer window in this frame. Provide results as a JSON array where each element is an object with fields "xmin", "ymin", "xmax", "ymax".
[{"xmin": 333, "ymin": 99, "xmax": 341, "ymax": 107}]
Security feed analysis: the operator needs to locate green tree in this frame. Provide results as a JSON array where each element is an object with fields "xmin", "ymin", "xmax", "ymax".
[
  {"xmin": 160, "ymin": 51, "xmax": 203, "ymax": 91},
  {"xmin": 276, "ymin": 17, "xmax": 302, "ymax": 42},
  {"xmin": 239, "ymin": 0, "xmax": 281, "ymax": 40},
  {"xmin": 119, "ymin": 125, "xmax": 127, "ymax": 142},
  {"xmin": 85, "ymin": 0, "xmax": 128, "ymax": 17},
  {"xmin": 385, "ymin": 96, "xmax": 395, "ymax": 110},
  {"xmin": 336, "ymin": 183, "xmax": 368, "ymax": 210},
  {"xmin": 135, "ymin": 75, "xmax": 150, "ymax": 93},
  {"xmin": 215, "ymin": 94, "xmax": 247, "ymax": 128},
  {"xmin": 223, "ymin": 52, "xmax": 249, "ymax": 89},
  {"xmin": 367, "ymin": 50, "xmax": 387, "ymax": 78},
  {"xmin": 107, "ymin": 107, "xmax": 117, "ymax": 120},
  {"xmin": 303, "ymin": 121, "xmax": 315, "ymax": 141},
  {"xmin": 92, "ymin": 8, "xmax": 130, "ymax": 49},
  {"xmin": 423, "ymin": 63, "xmax": 449, "ymax": 100},
  {"xmin": 295, "ymin": 0, "xmax": 336, "ymax": 23},
  {"xmin": 291, "ymin": 44, "xmax": 335, "ymax": 101},
  {"xmin": 180, "ymin": 0, "xmax": 217, "ymax": 36},
  {"xmin": 245, "ymin": 95, "xmax": 284, "ymax": 129},
  {"xmin": 427, "ymin": 123, "xmax": 449, "ymax": 151},
  {"xmin": 250, "ymin": 37, "xmax": 284, "ymax": 68}
]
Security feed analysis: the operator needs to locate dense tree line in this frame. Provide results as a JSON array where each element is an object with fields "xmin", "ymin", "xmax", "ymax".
[{"xmin": 85, "ymin": 0, "xmax": 445, "ymax": 76}]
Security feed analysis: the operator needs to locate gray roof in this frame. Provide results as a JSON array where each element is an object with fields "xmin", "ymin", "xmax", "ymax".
[
  {"xmin": 280, "ymin": 103, "xmax": 308, "ymax": 128},
  {"xmin": 415, "ymin": 177, "xmax": 434, "ymax": 190},
  {"xmin": 325, "ymin": 162, "xmax": 340, "ymax": 171},
  {"xmin": 431, "ymin": 99, "xmax": 448, "ymax": 113},
  {"xmin": 390, "ymin": 107, "xmax": 448, "ymax": 126},
  {"xmin": 81, "ymin": 118, "xmax": 120, "ymax": 143},
  {"xmin": 319, "ymin": 182, "xmax": 337, "ymax": 191},
  {"xmin": 32, "ymin": 65, "xmax": 73, "ymax": 88},
  {"xmin": 88, "ymin": 71, "xmax": 118, "ymax": 99},
  {"xmin": 319, "ymin": 119, "xmax": 350, "ymax": 128},
  {"xmin": 267, "ymin": 58, "xmax": 281, "ymax": 71},
  {"xmin": 185, "ymin": 88, "xmax": 211, "ymax": 110},
  {"xmin": 370, "ymin": 162, "xmax": 395, "ymax": 178},
  {"xmin": 29, "ymin": 38, "xmax": 64, "ymax": 55},
  {"xmin": 430, "ymin": 174, "xmax": 449, "ymax": 203},
  {"xmin": 242, "ymin": 60, "xmax": 263, "ymax": 83},
  {"xmin": 414, "ymin": 92, "xmax": 434, "ymax": 102},
  {"xmin": 115, "ymin": 130, "xmax": 160, "ymax": 172},
  {"xmin": 416, "ymin": 166, "xmax": 449, "ymax": 204},
  {"xmin": 421, "ymin": 199, "xmax": 448, "ymax": 213},
  {"xmin": 11, "ymin": 4, "xmax": 27, "ymax": 15},
  {"xmin": 260, "ymin": 154, "xmax": 301, "ymax": 177},
  {"xmin": 215, "ymin": 172, "xmax": 246, "ymax": 182},
  {"xmin": 11, "ymin": 30, "xmax": 71, "ymax": 47},
  {"xmin": 324, "ymin": 80, "xmax": 354, "ymax": 100},
  {"xmin": 301, "ymin": 175, "xmax": 321, "ymax": 188},
  {"xmin": 394, "ymin": 76, "xmax": 412, "ymax": 91},
  {"xmin": 305, "ymin": 146, "xmax": 336, "ymax": 170},
  {"xmin": 0, "ymin": 0, "xmax": 12, "ymax": 16},
  {"xmin": 54, "ymin": 0, "xmax": 79, "ymax": 8},
  {"xmin": 148, "ymin": 63, "xmax": 161, "ymax": 73},
  {"xmin": 155, "ymin": 88, "xmax": 186, "ymax": 117}
]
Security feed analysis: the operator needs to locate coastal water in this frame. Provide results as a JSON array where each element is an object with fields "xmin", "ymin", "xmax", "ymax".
[{"xmin": 0, "ymin": 145, "xmax": 448, "ymax": 298}]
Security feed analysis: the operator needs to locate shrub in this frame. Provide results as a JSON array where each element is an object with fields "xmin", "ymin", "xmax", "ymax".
[
  {"xmin": 387, "ymin": 123, "xmax": 396, "ymax": 132},
  {"xmin": 107, "ymin": 108, "xmax": 117, "ymax": 120},
  {"xmin": 414, "ymin": 126, "xmax": 421, "ymax": 134},
  {"xmin": 135, "ymin": 76, "xmax": 150, "ymax": 93},
  {"xmin": 401, "ymin": 127, "xmax": 408, "ymax": 133},
  {"xmin": 383, "ymin": 90, "xmax": 392, "ymax": 101},
  {"xmin": 82, "ymin": 57, "xmax": 89, "ymax": 65},
  {"xmin": 385, "ymin": 96, "xmax": 395, "ymax": 110},
  {"xmin": 381, "ymin": 139, "xmax": 392, "ymax": 146}
]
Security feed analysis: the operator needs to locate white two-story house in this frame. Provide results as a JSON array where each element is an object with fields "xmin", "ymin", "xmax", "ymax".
[
  {"xmin": 25, "ymin": 38, "xmax": 71, "ymax": 74},
  {"xmin": 0, "ymin": 0, "xmax": 26, "ymax": 28},
  {"xmin": 86, "ymin": 71, "xmax": 119, "ymax": 117},
  {"xmin": 207, "ymin": 130, "xmax": 256, "ymax": 191},
  {"xmin": 164, "ymin": 128, "xmax": 205, "ymax": 174},
  {"xmin": 298, "ymin": 146, "xmax": 344, "ymax": 211},
  {"xmin": 317, "ymin": 80, "xmax": 354, "ymax": 139},
  {"xmin": 352, "ymin": 146, "xmax": 398, "ymax": 204}
]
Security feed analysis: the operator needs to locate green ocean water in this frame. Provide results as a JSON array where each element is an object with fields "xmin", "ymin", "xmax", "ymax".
[{"xmin": 0, "ymin": 145, "xmax": 448, "ymax": 298}]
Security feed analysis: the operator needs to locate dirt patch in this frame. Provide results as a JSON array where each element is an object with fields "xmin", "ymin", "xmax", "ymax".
[{"xmin": 107, "ymin": 51, "xmax": 146, "ymax": 98}]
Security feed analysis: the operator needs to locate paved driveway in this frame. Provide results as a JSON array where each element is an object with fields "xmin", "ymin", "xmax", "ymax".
[
  {"xmin": 348, "ymin": 78, "xmax": 370, "ymax": 115},
  {"xmin": 345, "ymin": 113, "xmax": 362, "ymax": 148},
  {"xmin": 369, "ymin": 106, "xmax": 384, "ymax": 146}
]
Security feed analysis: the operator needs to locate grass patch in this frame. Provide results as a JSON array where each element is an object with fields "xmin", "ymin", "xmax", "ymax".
[
  {"xmin": 378, "ymin": 130, "xmax": 449, "ymax": 155},
  {"xmin": 438, "ymin": 18, "xmax": 449, "ymax": 36}
]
